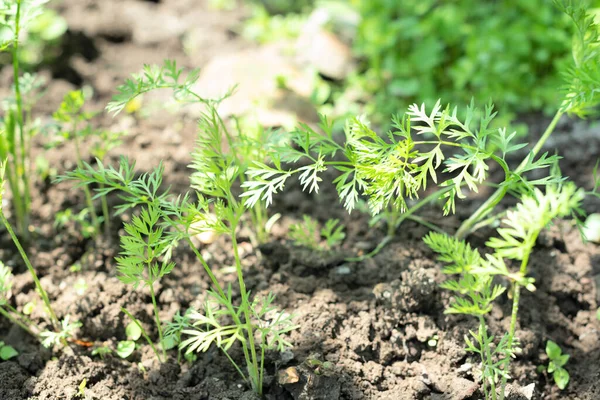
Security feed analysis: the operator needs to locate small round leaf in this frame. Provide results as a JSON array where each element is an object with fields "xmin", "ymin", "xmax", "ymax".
[
  {"xmin": 553, "ymin": 367, "xmax": 570, "ymax": 390},
  {"xmin": 116, "ymin": 341, "xmax": 135, "ymax": 359},
  {"xmin": 126, "ymin": 321, "xmax": 142, "ymax": 341},
  {"xmin": 0, "ymin": 345, "xmax": 18, "ymax": 360}
]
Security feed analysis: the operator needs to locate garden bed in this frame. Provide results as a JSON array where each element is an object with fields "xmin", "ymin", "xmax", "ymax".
[{"xmin": 0, "ymin": 1, "xmax": 599, "ymax": 400}]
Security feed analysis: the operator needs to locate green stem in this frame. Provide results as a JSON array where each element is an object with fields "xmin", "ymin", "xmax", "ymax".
[
  {"xmin": 121, "ymin": 307, "xmax": 162, "ymax": 362},
  {"xmin": 148, "ymin": 281, "xmax": 166, "ymax": 362},
  {"xmin": 0, "ymin": 306, "xmax": 36, "ymax": 338},
  {"xmin": 231, "ymin": 232, "xmax": 260, "ymax": 394},
  {"xmin": 455, "ymin": 110, "xmax": 564, "ymax": 239},
  {"xmin": 100, "ymin": 184, "xmax": 110, "ymax": 237},
  {"xmin": 11, "ymin": 0, "xmax": 30, "ymax": 240},
  {"xmin": 499, "ymin": 284, "xmax": 521, "ymax": 400},
  {"xmin": 0, "ymin": 211, "xmax": 59, "ymax": 330},
  {"xmin": 499, "ymin": 236, "xmax": 536, "ymax": 399}
]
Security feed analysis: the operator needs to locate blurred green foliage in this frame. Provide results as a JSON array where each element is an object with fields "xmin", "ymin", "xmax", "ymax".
[
  {"xmin": 350, "ymin": 0, "xmax": 596, "ymax": 122},
  {"xmin": 0, "ymin": 8, "xmax": 67, "ymax": 68}
]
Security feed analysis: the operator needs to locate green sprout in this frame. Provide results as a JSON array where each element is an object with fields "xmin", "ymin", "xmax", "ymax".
[
  {"xmin": 116, "ymin": 320, "xmax": 142, "ymax": 359},
  {"xmin": 289, "ymin": 215, "xmax": 346, "ymax": 250},
  {"xmin": 545, "ymin": 340, "xmax": 570, "ymax": 390},
  {"xmin": 40, "ymin": 316, "xmax": 81, "ymax": 348}
]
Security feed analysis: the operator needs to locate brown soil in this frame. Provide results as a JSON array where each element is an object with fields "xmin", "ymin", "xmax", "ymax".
[{"xmin": 0, "ymin": 1, "xmax": 599, "ymax": 400}]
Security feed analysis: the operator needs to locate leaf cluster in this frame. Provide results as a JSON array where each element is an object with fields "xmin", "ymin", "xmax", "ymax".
[
  {"xmin": 555, "ymin": 0, "xmax": 600, "ymax": 116},
  {"xmin": 181, "ymin": 289, "xmax": 296, "ymax": 357},
  {"xmin": 244, "ymin": 101, "xmax": 560, "ymax": 220},
  {"xmin": 39, "ymin": 316, "xmax": 81, "ymax": 348}
]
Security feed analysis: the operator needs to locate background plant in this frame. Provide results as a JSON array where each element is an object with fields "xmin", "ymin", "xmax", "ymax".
[
  {"xmin": 289, "ymin": 215, "xmax": 345, "ymax": 250},
  {"xmin": 0, "ymin": 5, "xmax": 67, "ymax": 68},
  {"xmin": 349, "ymin": 0, "xmax": 588, "ymax": 125},
  {"xmin": 51, "ymin": 89, "xmax": 126, "ymax": 238},
  {"xmin": 0, "ymin": 0, "xmax": 54, "ymax": 239}
]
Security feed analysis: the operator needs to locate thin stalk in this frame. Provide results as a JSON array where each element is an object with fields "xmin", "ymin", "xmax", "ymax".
[
  {"xmin": 386, "ymin": 205, "xmax": 399, "ymax": 237},
  {"xmin": 11, "ymin": 0, "xmax": 30, "ymax": 239},
  {"xmin": 346, "ymin": 186, "xmax": 453, "ymax": 261},
  {"xmin": 259, "ymin": 345, "xmax": 265, "ymax": 391},
  {"xmin": 148, "ymin": 281, "xmax": 166, "ymax": 362},
  {"xmin": 100, "ymin": 184, "xmax": 111, "ymax": 236},
  {"xmin": 222, "ymin": 347, "xmax": 249, "ymax": 384},
  {"xmin": 499, "ymin": 284, "xmax": 521, "ymax": 400},
  {"xmin": 73, "ymin": 132, "xmax": 99, "ymax": 236},
  {"xmin": 499, "ymin": 236, "xmax": 537, "ymax": 399},
  {"xmin": 231, "ymin": 231, "xmax": 260, "ymax": 394},
  {"xmin": 0, "ymin": 211, "xmax": 59, "ymax": 330},
  {"xmin": 121, "ymin": 307, "xmax": 162, "ymax": 362},
  {"xmin": 456, "ymin": 110, "xmax": 564, "ymax": 239},
  {"xmin": 0, "ymin": 306, "xmax": 36, "ymax": 337}
]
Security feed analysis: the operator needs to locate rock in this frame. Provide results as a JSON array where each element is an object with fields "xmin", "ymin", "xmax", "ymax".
[
  {"xmin": 295, "ymin": 7, "xmax": 355, "ymax": 80},
  {"xmin": 296, "ymin": 29, "xmax": 354, "ymax": 80},
  {"xmin": 505, "ymin": 382, "xmax": 535, "ymax": 400},
  {"xmin": 191, "ymin": 45, "xmax": 315, "ymax": 123}
]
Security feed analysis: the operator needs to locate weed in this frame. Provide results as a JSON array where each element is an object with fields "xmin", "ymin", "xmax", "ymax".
[
  {"xmin": 116, "ymin": 319, "xmax": 143, "ymax": 359},
  {"xmin": 90, "ymin": 345, "xmax": 112, "ymax": 360}
]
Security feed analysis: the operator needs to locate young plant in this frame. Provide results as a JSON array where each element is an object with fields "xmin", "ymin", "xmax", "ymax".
[
  {"xmin": 90, "ymin": 344, "xmax": 112, "ymax": 360},
  {"xmin": 425, "ymin": 183, "xmax": 583, "ymax": 399},
  {"xmin": 545, "ymin": 340, "xmax": 570, "ymax": 390},
  {"xmin": 163, "ymin": 309, "xmax": 196, "ymax": 363},
  {"xmin": 0, "ymin": 0, "xmax": 53, "ymax": 239},
  {"xmin": 60, "ymin": 63, "xmax": 297, "ymax": 394},
  {"xmin": 243, "ymin": 0, "xmax": 600, "ymax": 260},
  {"xmin": 116, "ymin": 320, "xmax": 142, "ymax": 359},
  {"xmin": 289, "ymin": 215, "xmax": 345, "ymax": 250},
  {"xmin": 116, "ymin": 207, "xmax": 175, "ymax": 362},
  {"xmin": 39, "ymin": 315, "xmax": 81, "ymax": 348}
]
